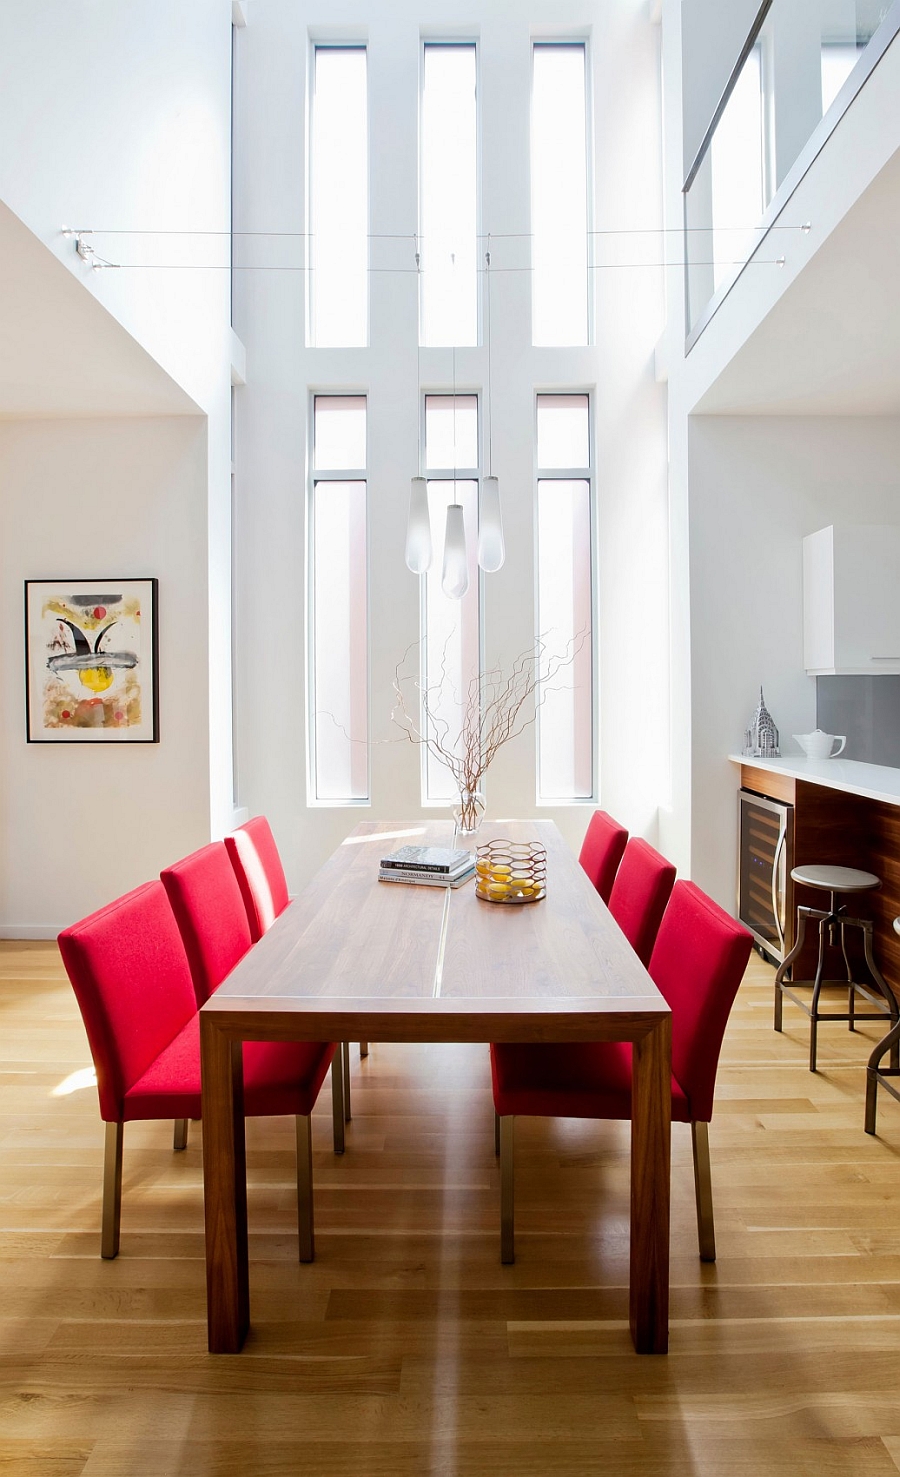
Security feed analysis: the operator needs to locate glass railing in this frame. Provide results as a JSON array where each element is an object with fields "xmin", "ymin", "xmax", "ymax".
[{"xmin": 683, "ymin": 0, "xmax": 897, "ymax": 343}]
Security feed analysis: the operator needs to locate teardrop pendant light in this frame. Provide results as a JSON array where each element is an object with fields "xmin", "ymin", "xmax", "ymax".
[
  {"xmin": 442, "ymin": 501, "xmax": 469, "ymax": 599},
  {"xmin": 405, "ymin": 476, "xmax": 432, "ymax": 573},
  {"xmin": 478, "ymin": 475, "xmax": 504, "ymax": 572}
]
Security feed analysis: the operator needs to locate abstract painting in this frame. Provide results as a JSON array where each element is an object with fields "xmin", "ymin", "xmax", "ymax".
[{"xmin": 25, "ymin": 579, "xmax": 159, "ymax": 742}]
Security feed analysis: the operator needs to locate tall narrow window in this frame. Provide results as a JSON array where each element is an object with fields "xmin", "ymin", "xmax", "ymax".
[
  {"xmin": 309, "ymin": 47, "xmax": 368, "ymax": 347},
  {"xmin": 536, "ymin": 394, "xmax": 594, "ymax": 800},
  {"xmin": 310, "ymin": 397, "xmax": 368, "ymax": 801},
  {"xmin": 532, "ymin": 44, "xmax": 589, "ymax": 347},
  {"xmin": 421, "ymin": 44, "xmax": 478, "ymax": 347},
  {"xmin": 423, "ymin": 394, "xmax": 480, "ymax": 801}
]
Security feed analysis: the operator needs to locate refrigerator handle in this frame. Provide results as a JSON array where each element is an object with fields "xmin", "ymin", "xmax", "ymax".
[{"xmin": 772, "ymin": 820, "xmax": 787, "ymax": 956}]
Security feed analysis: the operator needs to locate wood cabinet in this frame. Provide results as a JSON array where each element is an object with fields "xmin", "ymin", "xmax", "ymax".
[{"xmin": 803, "ymin": 524, "xmax": 900, "ymax": 675}]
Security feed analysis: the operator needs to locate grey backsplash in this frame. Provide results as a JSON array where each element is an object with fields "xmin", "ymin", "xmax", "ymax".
[{"xmin": 816, "ymin": 676, "xmax": 900, "ymax": 766}]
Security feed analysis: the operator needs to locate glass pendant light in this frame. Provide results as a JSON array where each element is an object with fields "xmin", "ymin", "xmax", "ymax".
[
  {"xmin": 442, "ymin": 498, "xmax": 469, "ymax": 599},
  {"xmin": 478, "ymin": 241, "xmax": 505, "ymax": 573},
  {"xmin": 478, "ymin": 474, "xmax": 504, "ymax": 572},
  {"xmin": 405, "ymin": 476, "xmax": 432, "ymax": 572}
]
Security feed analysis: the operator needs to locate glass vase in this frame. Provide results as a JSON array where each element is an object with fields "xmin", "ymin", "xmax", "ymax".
[{"xmin": 452, "ymin": 788, "xmax": 485, "ymax": 837}]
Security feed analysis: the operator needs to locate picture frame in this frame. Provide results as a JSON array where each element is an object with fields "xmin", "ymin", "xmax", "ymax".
[{"xmin": 25, "ymin": 578, "xmax": 159, "ymax": 743}]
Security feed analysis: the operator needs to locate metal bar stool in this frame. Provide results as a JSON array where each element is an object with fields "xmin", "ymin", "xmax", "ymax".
[
  {"xmin": 774, "ymin": 865, "xmax": 898, "ymax": 1073},
  {"xmin": 866, "ymin": 917, "xmax": 900, "ymax": 1134}
]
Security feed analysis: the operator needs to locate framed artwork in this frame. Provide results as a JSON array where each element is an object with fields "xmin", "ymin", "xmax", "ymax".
[{"xmin": 25, "ymin": 579, "xmax": 159, "ymax": 743}]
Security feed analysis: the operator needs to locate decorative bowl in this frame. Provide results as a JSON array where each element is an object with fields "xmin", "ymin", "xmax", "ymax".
[{"xmin": 475, "ymin": 840, "xmax": 547, "ymax": 904}]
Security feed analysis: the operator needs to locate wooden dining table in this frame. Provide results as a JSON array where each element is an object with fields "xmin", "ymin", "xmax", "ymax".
[{"xmin": 199, "ymin": 819, "xmax": 672, "ymax": 1355}]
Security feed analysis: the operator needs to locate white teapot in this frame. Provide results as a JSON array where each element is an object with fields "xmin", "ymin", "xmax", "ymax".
[{"xmin": 792, "ymin": 729, "xmax": 846, "ymax": 760}]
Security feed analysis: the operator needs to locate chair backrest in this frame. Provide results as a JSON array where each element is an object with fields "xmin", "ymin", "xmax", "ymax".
[
  {"xmin": 608, "ymin": 838, "xmax": 676, "ymax": 967},
  {"xmin": 58, "ymin": 881, "xmax": 197, "ymax": 1122},
  {"xmin": 578, "ymin": 810, "xmax": 628, "ymax": 903},
  {"xmin": 648, "ymin": 880, "xmax": 753, "ymax": 1122},
  {"xmin": 161, "ymin": 842, "xmax": 253, "ymax": 1004},
  {"xmin": 224, "ymin": 816, "xmax": 290, "ymax": 942}
]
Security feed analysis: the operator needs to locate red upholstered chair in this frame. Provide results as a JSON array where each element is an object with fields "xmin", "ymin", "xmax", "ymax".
[
  {"xmin": 490, "ymin": 881, "xmax": 753, "ymax": 1265},
  {"xmin": 224, "ymin": 816, "xmax": 290, "ymax": 944},
  {"xmin": 578, "ymin": 810, "xmax": 628, "ymax": 903},
  {"xmin": 608, "ymin": 838, "xmax": 677, "ymax": 967},
  {"xmin": 58, "ymin": 881, "xmax": 336, "ymax": 1261},
  {"xmin": 225, "ymin": 816, "xmax": 369, "ymax": 1104},
  {"xmin": 161, "ymin": 840, "xmax": 346, "ymax": 1153}
]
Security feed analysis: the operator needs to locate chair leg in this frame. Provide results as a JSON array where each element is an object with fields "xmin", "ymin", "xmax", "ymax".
[
  {"xmin": 101, "ymin": 1121, "xmax": 123, "ymax": 1260},
  {"xmin": 494, "ymin": 1108, "xmax": 500, "ymax": 1158},
  {"xmin": 861, "ymin": 920, "xmax": 900, "ymax": 1071},
  {"xmin": 342, "ymin": 1041, "xmax": 352, "ymax": 1123},
  {"xmin": 359, "ymin": 1041, "xmax": 369, "ymax": 1058},
  {"xmin": 296, "ymin": 1114, "xmax": 314, "ymax": 1262},
  {"xmin": 173, "ymin": 1119, "xmax": 188, "ymax": 1152},
  {"xmin": 840, "ymin": 921, "xmax": 855, "ymax": 1032},
  {"xmin": 775, "ymin": 907, "xmax": 810, "ymax": 1032},
  {"xmin": 691, "ymin": 1121, "xmax": 716, "ymax": 1263},
  {"xmin": 865, "ymin": 1013, "xmax": 900, "ymax": 1135},
  {"xmin": 500, "ymin": 1116, "xmax": 515, "ymax": 1265},
  {"xmin": 331, "ymin": 1047, "xmax": 345, "ymax": 1155},
  {"xmin": 809, "ymin": 917, "xmax": 829, "ymax": 1073},
  {"xmin": 866, "ymin": 1062, "xmax": 880, "ymax": 1137}
]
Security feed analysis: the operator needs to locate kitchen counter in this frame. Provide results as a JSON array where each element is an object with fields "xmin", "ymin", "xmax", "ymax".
[
  {"xmin": 731, "ymin": 754, "xmax": 900, "ymax": 986},
  {"xmin": 728, "ymin": 754, "xmax": 900, "ymax": 808}
]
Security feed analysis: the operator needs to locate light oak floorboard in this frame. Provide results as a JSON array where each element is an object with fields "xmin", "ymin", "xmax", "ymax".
[{"xmin": 3, "ymin": 942, "xmax": 900, "ymax": 1473}]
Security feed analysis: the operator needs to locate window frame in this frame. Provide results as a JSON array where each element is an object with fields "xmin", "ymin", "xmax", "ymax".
[
  {"xmin": 418, "ymin": 37, "xmax": 483, "ymax": 350},
  {"xmin": 533, "ymin": 389, "xmax": 598, "ymax": 805},
  {"xmin": 530, "ymin": 37, "xmax": 594, "ymax": 349},
  {"xmin": 306, "ymin": 391, "xmax": 371, "ymax": 807},
  {"xmin": 306, "ymin": 42, "xmax": 370, "ymax": 349},
  {"xmin": 419, "ymin": 390, "xmax": 484, "ymax": 806}
]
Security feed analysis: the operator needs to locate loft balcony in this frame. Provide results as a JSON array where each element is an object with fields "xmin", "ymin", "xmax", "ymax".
[{"xmin": 677, "ymin": 0, "xmax": 900, "ymax": 414}]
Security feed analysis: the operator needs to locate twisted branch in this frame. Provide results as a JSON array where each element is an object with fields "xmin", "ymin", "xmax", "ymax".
[{"xmin": 391, "ymin": 631, "xmax": 588, "ymax": 794}]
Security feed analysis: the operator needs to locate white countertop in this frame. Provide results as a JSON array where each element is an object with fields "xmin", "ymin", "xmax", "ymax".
[{"xmin": 728, "ymin": 753, "xmax": 900, "ymax": 808}]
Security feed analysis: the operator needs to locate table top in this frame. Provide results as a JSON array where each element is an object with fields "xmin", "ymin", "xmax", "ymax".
[{"xmin": 202, "ymin": 819, "xmax": 668, "ymax": 1043}]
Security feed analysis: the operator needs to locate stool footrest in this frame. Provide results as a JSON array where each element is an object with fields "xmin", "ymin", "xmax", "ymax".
[{"xmin": 779, "ymin": 980, "xmax": 892, "ymax": 1023}]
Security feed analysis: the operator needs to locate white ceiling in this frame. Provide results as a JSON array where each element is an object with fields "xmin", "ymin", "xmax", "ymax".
[
  {"xmin": 0, "ymin": 200, "xmax": 199, "ymax": 419},
  {"xmin": 694, "ymin": 147, "xmax": 900, "ymax": 417}
]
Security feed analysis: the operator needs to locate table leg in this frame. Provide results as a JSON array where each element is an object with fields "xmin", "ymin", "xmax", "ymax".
[
  {"xmin": 630, "ymin": 1014, "xmax": 671, "ymax": 1354},
  {"xmin": 200, "ymin": 1015, "xmax": 249, "ymax": 1353}
]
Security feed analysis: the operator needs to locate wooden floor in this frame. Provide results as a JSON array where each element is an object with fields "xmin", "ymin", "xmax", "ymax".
[{"xmin": 4, "ymin": 943, "xmax": 900, "ymax": 1475}]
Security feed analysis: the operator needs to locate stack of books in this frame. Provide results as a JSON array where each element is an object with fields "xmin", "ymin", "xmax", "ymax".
[{"xmin": 379, "ymin": 845, "xmax": 475, "ymax": 888}]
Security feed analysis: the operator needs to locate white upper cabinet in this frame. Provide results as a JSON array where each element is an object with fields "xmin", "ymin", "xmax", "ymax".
[{"xmin": 803, "ymin": 525, "xmax": 900, "ymax": 675}]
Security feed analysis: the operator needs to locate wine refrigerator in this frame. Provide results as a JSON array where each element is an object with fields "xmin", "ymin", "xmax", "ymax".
[{"xmin": 737, "ymin": 788, "xmax": 794, "ymax": 964}]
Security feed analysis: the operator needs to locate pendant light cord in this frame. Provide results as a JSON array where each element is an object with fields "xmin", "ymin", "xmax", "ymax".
[
  {"xmin": 486, "ymin": 236, "xmax": 492, "ymax": 477},
  {"xmin": 415, "ymin": 234, "xmax": 421, "ymax": 475},
  {"xmin": 451, "ymin": 249, "xmax": 459, "ymax": 508}
]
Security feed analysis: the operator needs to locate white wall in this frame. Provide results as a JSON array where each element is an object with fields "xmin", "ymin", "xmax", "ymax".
[
  {"xmin": 0, "ymin": 0, "xmax": 237, "ymax": 870},
  {"xmin": 0, "ymin": 419, "xmax": 212, "ymax": 934},
  {"xmin": 0, "ymin": 0, "xmax": 233, "ymax": 417},
  {"xmin": 688, "ymin": 414, "xmax": 900, "ymax": 908},
  {"xmin": 232, "ymin": 0, "xmax": 670, "ymax": 889}
]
